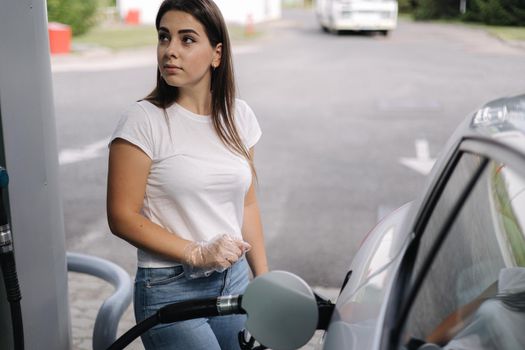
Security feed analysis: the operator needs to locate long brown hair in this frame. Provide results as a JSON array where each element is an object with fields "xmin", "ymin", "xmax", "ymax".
[{"xmin": 144, "ymin": 0, "xmax": 254, "ymax": 174}]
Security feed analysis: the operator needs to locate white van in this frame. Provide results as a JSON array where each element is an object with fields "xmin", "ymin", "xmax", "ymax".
[{"xmin": 316, "ymin": 0, "xmax": 398, "ymax": 35}]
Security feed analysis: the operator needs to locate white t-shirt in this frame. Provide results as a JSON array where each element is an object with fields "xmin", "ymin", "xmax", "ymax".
[{"xmin": 111, "ymin": 99, "xmax": 261, "ymax": 267}]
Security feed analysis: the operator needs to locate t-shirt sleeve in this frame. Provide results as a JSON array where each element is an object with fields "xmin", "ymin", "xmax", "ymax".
[
  {"xmin": 110, "ymin": 102, "xmax": 155, "ymax": 159},
  {"xmin": 237, "ymin": 100, "xmax": 262, "ymax": 149}
]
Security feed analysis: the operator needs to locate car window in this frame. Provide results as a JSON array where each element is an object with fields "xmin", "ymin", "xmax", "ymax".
[{"xmin": 400, "ymin": 153, "xmax": 525, "ymax": 350}]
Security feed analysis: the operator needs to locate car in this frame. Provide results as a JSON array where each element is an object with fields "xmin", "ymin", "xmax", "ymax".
[
  {"xmin": 316, "ymin": 0, "xmax": 398, "ymax": 35},
  {"xmin": 321, "ymin": 93, "xmax": 525, "ymax": 349}
]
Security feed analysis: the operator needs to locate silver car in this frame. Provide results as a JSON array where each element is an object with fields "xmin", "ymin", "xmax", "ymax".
[{"xmin": 321, "ymin": 93, "xmax": 525, "ymax": 350}]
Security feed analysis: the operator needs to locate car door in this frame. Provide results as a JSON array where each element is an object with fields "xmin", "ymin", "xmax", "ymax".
[{"xmin": 381, "ymin": 137, "xmax": 525, "ymax": 350}]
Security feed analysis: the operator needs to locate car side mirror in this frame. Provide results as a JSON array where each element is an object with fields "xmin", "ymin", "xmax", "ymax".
[{"xmin": 241, "ymin": 271, "xmax": 319, "ymax": 350}]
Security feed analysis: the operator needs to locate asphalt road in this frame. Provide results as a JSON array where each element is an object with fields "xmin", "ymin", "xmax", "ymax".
[{"xmin": 53, "ymin": 8, "xmax": 525, "ymax": 288}]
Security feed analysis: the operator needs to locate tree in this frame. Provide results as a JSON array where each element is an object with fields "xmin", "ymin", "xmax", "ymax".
[
  {"xmin": 47, "ymin": 0, "xmax": 99, "ymax": 36},
  {"xmin": 398, "ymin": 0, "xmax": 417, "ymax": 13},
  {"xmin": 412, "ymin": 0, "xmax": 459, "ymax": 20},
  {"xmin": 464, "ymin": 0, "xmax": 525, "ymax": 26},
  {"xmin": 411, "ymin": 0, "xmax": 525, "ymax": 26}
]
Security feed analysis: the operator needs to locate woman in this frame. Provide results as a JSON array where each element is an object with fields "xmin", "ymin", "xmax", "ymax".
[{"xmin": 106, "ymin": 0, "xmax": 268, "ymax": 348}]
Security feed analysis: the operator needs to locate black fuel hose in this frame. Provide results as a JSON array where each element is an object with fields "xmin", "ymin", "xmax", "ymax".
[
  {"xmin": 106, "ymin": 295, "xmax": 244, "ymax": 350},
  {"xmin": 1, "ymin": 249, "xmax": 23, "ymax": 350},
  {"xmin": 0, "ymin": 167, "xmax": 24, "ymax": 350}
]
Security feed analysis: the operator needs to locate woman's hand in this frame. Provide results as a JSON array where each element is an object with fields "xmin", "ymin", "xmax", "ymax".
[{"xmin": 182, "ymin": 234, "xmax": 251, "ymax": 278}]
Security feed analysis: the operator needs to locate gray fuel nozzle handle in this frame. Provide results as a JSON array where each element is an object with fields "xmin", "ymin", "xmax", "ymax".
[{"xmin": 241, "ymin": 271, "xmax": 319, "ymax": 350}]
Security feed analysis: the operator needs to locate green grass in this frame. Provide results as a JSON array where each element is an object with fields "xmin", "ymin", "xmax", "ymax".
[
  {"xmin": 73, "ymin": 24, "xmax": 157, "ymax": 50},
  {"xmin": 227, "ymin": 24, "xmax": 264, "ymax": 41},
  {"xmin": 398, "ymin": 13, "xmax": 414, "ymax": 21},
  {"xmin": 451, "ymin": 19, "xmax": 525, "ymax": 42},
  {"xmin": 282, "ymin": 1, "xmax": 314, "ymax": 9},
  {"xmin": 74, "ymin": 13, "xmax": 524, "ymax": 52},
  {"xmin": 484, "ymin": 26, "xmax": 525, "ymax": 42},
  {"xmin": 402, "ymin": 14, "xmax": 525, "ymax": 43}
]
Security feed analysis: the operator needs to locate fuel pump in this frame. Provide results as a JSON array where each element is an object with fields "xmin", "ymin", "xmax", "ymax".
[{"xmin": 0, "ymin": 167, "xmax": 23, "ymax": 350}]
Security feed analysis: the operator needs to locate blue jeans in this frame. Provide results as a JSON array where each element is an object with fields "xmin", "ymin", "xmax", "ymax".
[{"xmin": 134, "ymin": 258, "xmax": 249, "ymax": 350}]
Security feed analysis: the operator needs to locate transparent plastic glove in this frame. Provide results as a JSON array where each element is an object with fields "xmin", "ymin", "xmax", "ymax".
[{"xmin": 182, "ymin": 234, "xmax": 251, "ymax": 279}]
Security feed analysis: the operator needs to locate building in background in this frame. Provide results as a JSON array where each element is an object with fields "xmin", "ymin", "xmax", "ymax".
[{"xmin": 117, "ymin": 0, "xmax": 281, "ymax": 25}]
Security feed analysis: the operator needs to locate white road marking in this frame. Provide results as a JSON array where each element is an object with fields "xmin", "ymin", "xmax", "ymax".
[
  {"xmin": 399, "ymin": 139, "xmax": 436, "ymax": 175},
  {"xmin": 59, "ymin": 138, "xmax": 109, "ymax": 165}
]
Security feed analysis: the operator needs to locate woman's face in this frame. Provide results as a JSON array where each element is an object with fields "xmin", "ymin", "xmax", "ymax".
[{"xmin": 157, "ymin": 10, "xmax": 222, "ymax": 91}]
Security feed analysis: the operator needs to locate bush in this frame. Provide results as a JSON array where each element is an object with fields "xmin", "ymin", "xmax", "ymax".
[
  {"xmin": 398, "ymin": 0, "xmax": 415, "ymax": 13},
  {"xmin": 47, "ymin": 0, "xmax": 99, "ymax": 36},
  {"xmin": 413, "ymin": 0, "xmax": 459, "ymax": 20},
  {"xmin": 464, "ymin": 0, "xmax": 525, "ymax": 26}
]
